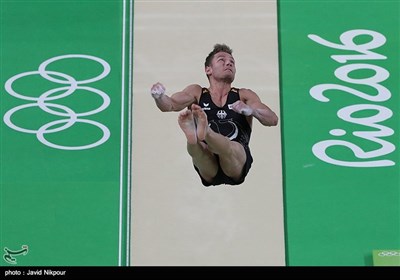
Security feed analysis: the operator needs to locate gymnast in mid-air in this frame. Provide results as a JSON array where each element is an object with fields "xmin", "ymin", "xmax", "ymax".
[{"xmin": 150, "ymin": 44, "xmax": 278, "ymax": 186}]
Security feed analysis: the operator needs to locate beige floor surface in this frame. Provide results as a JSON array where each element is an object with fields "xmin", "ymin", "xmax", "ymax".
[{"xmin": 131, "ymin": 0, "xmax": 285, "ymax": 266}]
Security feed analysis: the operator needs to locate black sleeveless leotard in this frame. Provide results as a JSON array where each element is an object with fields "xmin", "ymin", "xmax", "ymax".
[
  {"xmin": 198, "ymin": 87, "xmax": 252, "ymax": 146},
  {"xmin": 194, "ymin": 87, "xmax": 253, "ymax": 186}
]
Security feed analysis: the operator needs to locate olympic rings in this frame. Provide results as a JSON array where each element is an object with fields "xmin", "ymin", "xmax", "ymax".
[
  {"xmin": 377, "ymin": 251, "xmax": 400, "ymax": 257},
  {"xmin": 3, "ymin": 54, "xmax": 111, "ymax": 150}
]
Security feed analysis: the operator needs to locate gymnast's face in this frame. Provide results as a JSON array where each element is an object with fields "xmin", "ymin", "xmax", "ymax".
[{"xmin": 206, "ymin": 51, "xmax": 236, "ymax": 83}]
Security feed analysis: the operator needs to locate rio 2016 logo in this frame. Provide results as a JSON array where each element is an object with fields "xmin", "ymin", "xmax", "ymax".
[
  {"xmin": 3, "ymin": 54, "xmax": 111, "ymax": 150},
  {"xmin": 308, "ymin": 29, "xmax": 395, "ymax": 167}
]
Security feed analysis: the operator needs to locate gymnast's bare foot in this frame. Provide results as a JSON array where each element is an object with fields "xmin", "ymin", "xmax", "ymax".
[
  {"xmin": 191, "ymin": 104, "xmax": 208, "ymax": 142},
  {"xmin": 178, "ymin": 109, "xmax": 197, "ymax": 145}
]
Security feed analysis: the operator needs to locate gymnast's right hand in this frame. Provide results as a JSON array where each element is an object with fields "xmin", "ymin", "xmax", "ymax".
[{"xmin": 150, "ymin": 82, "xmax": 165, "ymax": 99}]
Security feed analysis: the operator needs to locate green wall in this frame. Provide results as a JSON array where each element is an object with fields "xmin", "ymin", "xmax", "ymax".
[
  {"xmin": 279, "ymin": 0, "xmax": 399, "ymax": 266},
  {"xmin": 0, "ymin": 0, "xmax": 133, "ymax": 266}
]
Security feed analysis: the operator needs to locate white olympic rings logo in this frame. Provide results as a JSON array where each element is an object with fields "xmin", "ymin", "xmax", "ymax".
[
  {"xmin": 377, "ymin": 251, "xmax": 400, "ymax": 257},
  {"xmin": 3, "ymin": 54, "xmax": 111, "ymax": 150}
]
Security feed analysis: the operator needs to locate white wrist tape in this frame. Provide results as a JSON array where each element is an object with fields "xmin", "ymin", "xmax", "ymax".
[
  {"xmin": 151, "ymin": 84, "xmax": 165, "ymax": 99},
  {"xmin": 241, "ymin": 108, "xmax": 253, "ymax": 116}
]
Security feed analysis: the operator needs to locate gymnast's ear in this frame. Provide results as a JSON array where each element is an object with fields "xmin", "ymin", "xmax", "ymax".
[{"xmin": 205, "ymin": 65, "xmax": 212, "ymax": 76}]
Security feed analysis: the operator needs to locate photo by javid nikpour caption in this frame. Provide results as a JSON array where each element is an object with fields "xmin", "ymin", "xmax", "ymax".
[{"xmin": 4, "ymin": 268, "xmax": 66, "ymax": 277}]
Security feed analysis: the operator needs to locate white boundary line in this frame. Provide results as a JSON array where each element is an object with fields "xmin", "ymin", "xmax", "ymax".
[
  {"xmin": 126, "ymin": 0, "xmax": 133, "ymax": 266},
  {"xmin": 119, "ymin": 0, "xmax": 133, "ymax": 267}
]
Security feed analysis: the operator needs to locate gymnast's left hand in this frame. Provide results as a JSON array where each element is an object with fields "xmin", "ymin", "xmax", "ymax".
[{"xmin": 231, "ymin": 100, "xmax": 253, "ymax": 116}]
